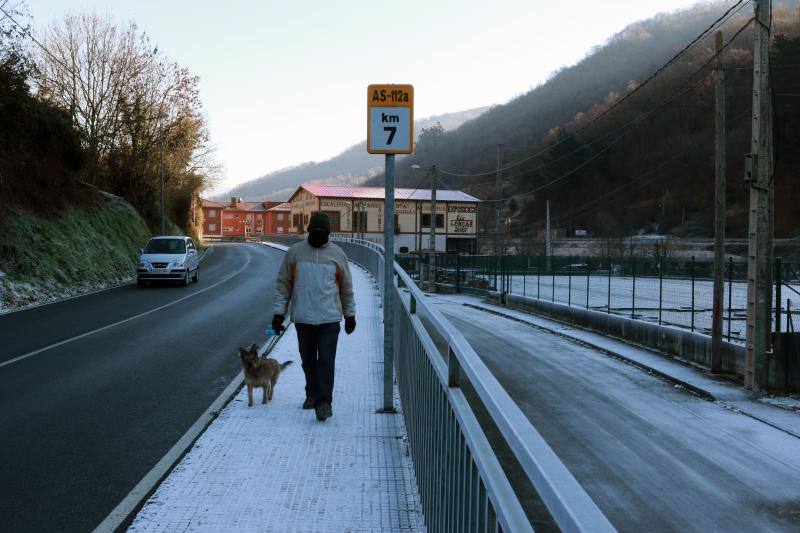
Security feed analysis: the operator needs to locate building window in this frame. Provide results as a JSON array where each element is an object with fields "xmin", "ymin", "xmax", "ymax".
[
  {"xmin": 224, "ymin": 213, "xmax": 234, "ymax": 219},
  {"xmin": 322, "ymin": 211, "xmax": 341, "ymax": 232},
  {"xmin": 303, "ymin": 214, "xmax": 309, "ymax": 226},
  {"xmin": 208, "ymin": 223, "xmax": 216, "ymax": 231},
  {"xmin": 277, "ymin": 227, "xmax": 284, "ymax": 233},
  {"xmin": 277, "ymin": 213, "xmax": 284, "ymax": 221},
  {"xmin": 353, "ymin": 211, "xmax": 368, "ymax": 232},
  {"xmin": 421, "ymin": 213, "xmax": 444, "ymax": 228},
  {"xmin": 208, "ymin": 209, "xmax": 216, "ymax": 218}
]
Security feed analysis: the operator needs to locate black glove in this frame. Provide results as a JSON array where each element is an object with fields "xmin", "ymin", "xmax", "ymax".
[
  {"xmin": 344, "ymin": 316, "xmax": 356, "ymax": 335},
  {"xmin": 271, "ymin": 314, "xmax": 285, "ymax": 334}
]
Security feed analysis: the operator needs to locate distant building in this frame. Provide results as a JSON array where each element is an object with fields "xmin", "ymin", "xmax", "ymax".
[
  {"xmin": 287, "ymin": 184, "xmax": 480, "ymax": 253},
  {"xmin": 200, "ymin": 197, "xmax": 291, "ymax": 238}
]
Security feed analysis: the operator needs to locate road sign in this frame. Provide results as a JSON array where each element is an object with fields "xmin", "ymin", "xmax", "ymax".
[{"xmin": 367, "ymin": 84, "xmax": 414, "ymax": 154}]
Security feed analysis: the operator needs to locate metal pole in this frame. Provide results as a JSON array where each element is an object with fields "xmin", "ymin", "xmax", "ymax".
[
  {"xmin": 745, "ymin": 0, "xmax": 773, "ymax": 391},
  {"xmin": 552, "ymin": 256, "xmax": 556, "ymax": 302},
  {"xmin": 382, "ymin": 153, "xmax": 396, "ymax": 412},
  {"xmin": 607, "ymin": 256, "xmax": 612, "ymax": 314},
  {"xmin": 537, "ymin": 256, "xmax": 541, "ymax": 299},
  {"xmin": 456, "ymin": 253, "xmax": 461, "ymax": 293},
  {"xmin": 631, "ymin": 255, "xmax": 636, "ymax": 319},
  {"xmin": 568, "ymin": 257, "xmax": 572, "ymax": 306},
  {"xmin": 159, "ymin": 140, "xmax": 166, "ymax": 235},
  {"xmin": 586, "ymin": 256, "xmax": 591, "ymax": 309},
  {"xmin": 496, "ymin": 144, "xmax": 503, "ymax": 289},
  {"xmin": 691, "ymin": 256, "xmax": 696, "ymax": 332},
  {"xmin": 659, "ymin": 256, "xmax": 664, "ymax": 325},
  {"xmin": 728, "ymin": 257, "xmax": 734, "ymax": 341},
  {"xmin": 775, "ymin": 257, "xmax": 782, "ymax": 333},
  {"xmin": 429, "ymin": 165, "xmax": 437, "ymax": 293},
  {"xmin": 523, "ymin": 256, "xmax": 527, "ymax": 297},
  {"xmin": 711, "ymin": 30, "xmax": 727, "ymax": 373},
  {"xmin": 546, "ymin": 200, "xmax": 552, "ymax": 271}
]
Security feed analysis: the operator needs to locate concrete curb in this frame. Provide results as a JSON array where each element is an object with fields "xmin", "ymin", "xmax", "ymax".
[
  {"xmin": 462, "ymin": 301, "xmax": 800, "ymax": 441},
  {"xmin": 93, "ymin": 330, "xmax": 291, "ymax": 533},
  {"xmin": 462, "ymin": 302, "xmax": 717, "ymax": 401}
]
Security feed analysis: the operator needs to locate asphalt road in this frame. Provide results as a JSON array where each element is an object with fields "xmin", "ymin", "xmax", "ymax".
[
  {"xmin": 428, "ymin": 300, "xmax": 800, "ymax": 532},
  {"xmin": 0, "ymin": 243, "xmax": 285, "ymax": 532}
]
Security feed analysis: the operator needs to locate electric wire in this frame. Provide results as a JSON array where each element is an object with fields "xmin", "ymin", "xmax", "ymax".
[{"xmin": 439, "ymin": 0, "xmax": 753, "ymax": 178}]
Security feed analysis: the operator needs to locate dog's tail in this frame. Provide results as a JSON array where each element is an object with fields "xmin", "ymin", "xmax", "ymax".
[{"xmin": 280, "ymin": 360, "xmax": 294, "ymax": 370}]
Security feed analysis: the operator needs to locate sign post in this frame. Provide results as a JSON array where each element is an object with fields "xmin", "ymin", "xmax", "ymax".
[{"xmin": 368, "ymin": 84, "xmax": 413, "ymax": 413}]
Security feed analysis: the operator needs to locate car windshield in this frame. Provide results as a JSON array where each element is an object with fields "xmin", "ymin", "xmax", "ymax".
[{"xmin": 144, "ymin": 238, "xmax": 186, "ymax": 254}]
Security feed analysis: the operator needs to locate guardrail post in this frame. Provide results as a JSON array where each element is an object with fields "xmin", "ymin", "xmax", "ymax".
[
  {"xmin": 448, "ymin": 346, "xmax": 461, "ymax": 388},
  {"xmin": 631, "ymin": 255, "xmax": 636, "ymax": 319},
  {"xmin": 567, "ymin": 258, "xmax": 572, "ymax": 307},
  {"xmin": 586, "ymin": 256, "xmax": 591, "ymax": 309}
]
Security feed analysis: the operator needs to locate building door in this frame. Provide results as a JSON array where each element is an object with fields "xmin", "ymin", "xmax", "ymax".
[{"xmin": 322, "ymin": 211, "xmax": 341, "ymax": 232}]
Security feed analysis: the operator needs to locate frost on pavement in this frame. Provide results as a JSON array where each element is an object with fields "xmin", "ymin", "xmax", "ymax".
[{"xmin": 129, "ymin": 264, "xmax": 425, "ymax": 532}]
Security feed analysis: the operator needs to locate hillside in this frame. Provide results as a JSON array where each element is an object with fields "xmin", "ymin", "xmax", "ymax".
[
  {"xmin": 220, "ymin": 107, "xmax": 490, "ymax": 201},
  {"xmin": 367, "ymin": 1, "xmax": 800, "ymax": 245}
]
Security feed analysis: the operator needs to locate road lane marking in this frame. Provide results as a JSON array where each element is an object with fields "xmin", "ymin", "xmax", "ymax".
[
  {"xmin": 0, "ymin": 246, "xmax": 251, "ymax": 369},
  {"xmin": 92, "ymin": 331, "xmax": 288, "ymax": 533}
]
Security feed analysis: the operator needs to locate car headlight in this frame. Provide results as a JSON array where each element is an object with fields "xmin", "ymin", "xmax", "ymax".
[
  {"xmin": 170, "ymin": 261, "xmax": 184, "ymax": 269},
  {"xmin": 139, "ymin": 260, "xmax": 150, "ymax": 268}
]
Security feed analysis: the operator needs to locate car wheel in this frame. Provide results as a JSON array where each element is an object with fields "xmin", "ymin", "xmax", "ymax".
[
  {"xmin": 181, "ymin": 270, "xmax": 190, "ymax": 286},
  {"xmin": 192, "ymin": 266, "xmax": 199, "ymax": 283}
]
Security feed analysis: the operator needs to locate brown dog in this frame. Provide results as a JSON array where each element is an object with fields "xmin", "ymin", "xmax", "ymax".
[{"xmin": 238, "ymin": 344, "xmax": 293, "ymax": 407}]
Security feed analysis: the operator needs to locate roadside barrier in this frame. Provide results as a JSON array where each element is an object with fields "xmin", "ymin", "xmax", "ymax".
[{"xmin": 263, "ymin": 236, "xmax": 615, "ymax": 532}]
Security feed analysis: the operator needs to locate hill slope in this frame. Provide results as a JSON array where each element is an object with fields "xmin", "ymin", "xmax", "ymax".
[
  {"xmin": 220, "ymin": 107, "xmax": 489, "ymax": 201},
  {"xmin": 367, "ymin": 1, "xmax": 800, "ymax": 243}
]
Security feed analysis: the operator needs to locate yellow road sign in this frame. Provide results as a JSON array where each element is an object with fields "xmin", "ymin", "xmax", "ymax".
[{"xmin": 367, "ymin": 84, "xmax": 414, "ymax": 154}]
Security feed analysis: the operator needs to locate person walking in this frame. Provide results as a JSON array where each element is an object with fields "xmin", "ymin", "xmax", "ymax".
[{"xmin": 272, "ymin": 212, "xmax": 356, "ymax": 421}]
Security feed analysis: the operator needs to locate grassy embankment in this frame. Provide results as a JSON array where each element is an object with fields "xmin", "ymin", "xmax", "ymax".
[{"xmin": 0, "ymin": 191, "xmax": 153, "ymax": 312}]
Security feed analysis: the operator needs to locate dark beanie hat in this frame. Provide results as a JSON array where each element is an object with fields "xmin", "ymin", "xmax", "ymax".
[{"xmin": 308, "ymin": 212, "xmax": 331, "ymax": 232}]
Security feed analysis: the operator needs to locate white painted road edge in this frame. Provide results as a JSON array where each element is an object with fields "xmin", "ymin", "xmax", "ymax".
[
  {"xmin": 92, "ymin": 332, "xmax": 287, "ymax": 533},
  {"xmin": 0, "ymin": 246, "xmax": 247, "ymax": 369}
]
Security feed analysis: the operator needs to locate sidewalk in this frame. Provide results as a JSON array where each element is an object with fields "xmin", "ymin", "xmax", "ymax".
[
  {"xmin": 430, "ymin": 293, "xmax": 800, "ymax": 440},
  {"xmin": 129, "ymin": 265, "xmax": 424, "ymax": 532}
]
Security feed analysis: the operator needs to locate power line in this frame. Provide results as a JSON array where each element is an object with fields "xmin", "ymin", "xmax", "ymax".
[
  {"xmin": 440, "ymin": 0, "xmax": 752, "ymax": 178},
  {"xmin": 480, "ymin": 16, "xmax": 755, "ymax": 205}
]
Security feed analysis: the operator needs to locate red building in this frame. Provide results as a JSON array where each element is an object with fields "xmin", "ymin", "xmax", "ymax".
[{"xmin": 201, "ymin": 198, "xmax": 292, "ymax": 239}]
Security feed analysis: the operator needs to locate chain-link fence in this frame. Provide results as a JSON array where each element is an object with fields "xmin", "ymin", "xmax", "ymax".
[{"xmin": 400, "ymin": 253, "xmax": 800, "ymax": 344}]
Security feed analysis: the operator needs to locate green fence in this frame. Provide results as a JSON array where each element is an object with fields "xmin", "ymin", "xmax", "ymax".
[{"xmin": 401, "ymin": 253, "xmax": 800, "ymax": 343}]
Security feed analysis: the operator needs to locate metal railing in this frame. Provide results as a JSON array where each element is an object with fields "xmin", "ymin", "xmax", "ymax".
[{"xmin": 262, "ymin": 235, "xmax": 615, "ymax": 532}]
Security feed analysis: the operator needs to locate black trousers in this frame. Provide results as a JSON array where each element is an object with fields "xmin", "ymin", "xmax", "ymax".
[{"xmin": 295, "ymin": 322, "xmax": 341, "ymax": 406}]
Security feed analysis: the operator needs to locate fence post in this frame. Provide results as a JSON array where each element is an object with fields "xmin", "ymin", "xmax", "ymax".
[
  {"xmin": 456, "ymin": 253, "xmax": 461, "ymax": 294},
  {"xmin": 586, "ymin": 256, "xmax": 591, "ymax": 309},
  {"xmin": 537, "ymin": 256, "xmax": 541, "ymax": 299},
  {"xmin": 690, "ymin": 256, "xmax": 695, "ymax": 332},
  {"xmin": 727, "ymin": 257, "xmax": 733, "ymax": 341},
  {"xmin": 659, "ymin": 256, "xmax": 663, "ymax": 325},
  {"xmin": 788, "ymin": 298, "xmax": 793, "ymax": 333},
  {"xmin": 775, "ymin": 257, "xmax": 782, "ymax": 333},
  {"xmin": 552, "ymin": 256, "xmax": 556, "ymax": 302},
  {"xmin": 568, "ymin": 257, "xmax": 572, "ymax": 307},
  {"xmin": 523, "ymin": 256, "xmax": 527, "ymax": 297},
  {"xmin": 631, "ymin": 255, "xmax": 636, "ymax": 319},
  {"xmin": 607, "ymin": 256, "xmax": 612, "ymax": 314}
]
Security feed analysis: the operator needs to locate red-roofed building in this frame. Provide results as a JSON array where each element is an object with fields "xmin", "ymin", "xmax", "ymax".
[
  {"xmin": 287, "ymin": 184, "xmax": 480, "ymax": 253},
  {"xmin": 201, "ymin": 197, "xmax": 292, "ymax": 239}
]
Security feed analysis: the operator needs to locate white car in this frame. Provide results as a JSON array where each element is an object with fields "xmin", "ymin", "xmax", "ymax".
[{"xmin": 137, "ymin": 236, "xmax": 200, "ymax": 287}]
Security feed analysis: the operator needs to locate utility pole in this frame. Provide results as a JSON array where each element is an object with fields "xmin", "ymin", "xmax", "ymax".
[
  {"xmin": 429, "ymin": 165, "xmax": 437, "ymax": 293},
  {"xmin": 711, "ymin": 30, "xmax": 727, "ymax": 373},
  {"xmin": 745, "ymin": 0, "xmax": 773, "ymax": 391},
  {"xmin": 496, "ymin": 144, "xmax": 504, "ymax": 292}
]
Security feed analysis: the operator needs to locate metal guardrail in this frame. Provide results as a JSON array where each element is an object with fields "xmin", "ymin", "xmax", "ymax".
[{"xmin": 262, "ymin": 235, "xmax": 615, "ymax": 532}]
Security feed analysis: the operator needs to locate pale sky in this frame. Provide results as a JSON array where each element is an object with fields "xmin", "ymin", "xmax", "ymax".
[{"xmin": 29, "ymin": 0, "xmax": 710, "ymax": 194}]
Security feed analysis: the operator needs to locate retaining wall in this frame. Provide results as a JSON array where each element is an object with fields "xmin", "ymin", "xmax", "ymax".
[{"xmin": 485, "ymin": 291, "xmax": 747, "ymax": 380}]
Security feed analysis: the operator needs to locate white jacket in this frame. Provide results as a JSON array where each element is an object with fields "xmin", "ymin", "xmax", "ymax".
[{"xmin": 273, "ymin": 240, "xmax": 356, "ymax": 325}]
